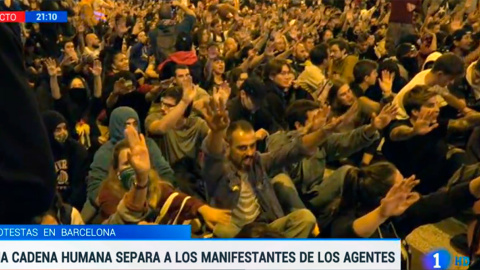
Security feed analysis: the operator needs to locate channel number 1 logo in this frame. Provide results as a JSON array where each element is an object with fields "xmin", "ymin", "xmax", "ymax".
[{"xmin": 423, "ymin": 250, "xmax": 452, "ymax": 270}]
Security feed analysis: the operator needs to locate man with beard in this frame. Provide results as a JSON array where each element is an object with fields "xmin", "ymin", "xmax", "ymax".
[
  {"xmin": 328, "ymin": 38, "xmax": 359, "ymax": 83},
  {"xmin": 42, "ymin": 111, "xmax": 89, "ymax": 211},
  {"xmin": 289, "ymin": 43, "xmax": 310, "ymax": 74},
  {"xmin": 393, "ymin": 53, "xmax": 468, "ymax": 119},
  {"xmin": 202, "ymin": 97, "xmax": 342, "ymax": 238},
  {"xmin": 451, "ymin": 28, "xmax": 480, "ymax": 66},
  {"xmin": 84, "ymin": 33, "xmax": 101, "ymax": 60}
]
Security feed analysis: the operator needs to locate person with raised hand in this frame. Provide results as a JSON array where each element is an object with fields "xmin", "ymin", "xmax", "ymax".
[
  {"xmin": 384, "ymin": 85, "xmax": 480, "ymax": 194},
  {"xmin": 202, "ymin": 94, "xmax": 361, "ymax": 238},
  {"xmin": 323, "ymin": 161, "xmax": 480, "ymax": 269},
  {"xmin": 100, "ymin": 125, "xmax": 232, "ymax": 229}
]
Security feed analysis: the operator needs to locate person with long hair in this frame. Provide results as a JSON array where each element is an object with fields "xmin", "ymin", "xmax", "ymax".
[
  {"xmin": 323, "ymin": 161, "xmax": 480, "ymax": 269},
  {"xmin": 97, "ymin": 125, "xmax": 231, "ymax": 227}
]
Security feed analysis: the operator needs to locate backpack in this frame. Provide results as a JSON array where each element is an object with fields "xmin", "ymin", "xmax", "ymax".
[{"xmin": 155, "ymin": 27, "xmax": 176, "ymax": 63}]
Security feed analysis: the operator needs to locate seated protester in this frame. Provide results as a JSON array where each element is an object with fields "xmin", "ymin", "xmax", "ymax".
[
  {"xmin": 201, "ymin": 56, "xmax": 227, "ymax": 94},
  {"xmin": 227, "ymin": 76, "xmax": 281, "ymax": 151},
  {"xmin": 366, "ymin": 59, "xmax": 408, "ymax": 103},
  {"xmin": 351, "ymin": 60, "xmax": 395, "ymax": 102},
  {"xmin": 98, "ymin": 126, "xmax": 231, "ymax": 227},
  {"xmin": 83, "ymin": 107, "xmax": 175, "ymax": 222},
  {"xmin": 202, "ymin": 98, "xmax": 321, "ymax": 237},
  {"xmin": 357, "ymin": 33, "xmax": 379, "ymax": 61},
  {"xmin": 289, "ymin": 43, "xmax": 309, "ymax": 75},
  {"xmin": 264, "ymin": 59, "xmax": 312, "ymax": 129},
  {"xmin": 450, "ymin": 28, "xmax": 480, "ymax": 66},
  {"xmin": 383, "ymin": 85, "xmax": 480, "ymax": 194},
  {"xmin": 224, "ymin": 38, "xmax": 241, "ymax": 72},
  {"xmin": 42, "ymin": 111, "xmax": 89, "ymax": 211},
  {"xmin": 327, "ymin": 79, "xmax": 393, "ymax": 166},
  {"xmin": 267, "ymin": 99, "xmax": 397, "ymax": 217},
  {"xmin": 147, "ymin": 65, "xmax": 210, "ymax": 116},
  {"xmin": 145, "ymin": 80, "xmax": 209, "ymax": 198},
  {"xmin": 322, "ymin": 162, "xmax": 480, "ymax": 270},
  {"xmin": 328, "ymin": 38, "xmax": 359, "ymax": 83},
  {"xmin": 148, "ymin": 2, "xmax": 196, "ymax": 64},
  {"xmin": 395, "ymin": 43, "xmax": 421, "ymax": 81},
  {"xmin": 393, "ymin": 53, "xmax": 468, "ymax": 120},
  {"xmin": 296, "ymin": 44, "xmax": 329, "ymax": 97},
  {"xmin": 155, "ymin": 32, "xmax": 203, "ymax": 84},
  {"xmin": 449, "ymin": 60, "xmax": 480, "ymax": 111},
  {"xmin": 83, "ymin": 33, "xmax": 101, "ymax": 60},
  {"xmin": 35, "ymin": 192, "xmax": 84, "ymax": 225},
  {"xmin": 103, "ymin": 52, "xmax": 150, "ymax": 130},
  {"xmin": 44, "ymin": 58, "xmax": 103, "ymax": 153},
  {"xmin": 129, "ymin": 31, "xmax": 151, "ymax": 74},
  {"xmin": 228, "ymin": 68, "xmax": 249, "ymax": 98}
]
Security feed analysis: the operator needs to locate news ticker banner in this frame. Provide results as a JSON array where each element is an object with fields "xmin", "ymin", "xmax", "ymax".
[
  {"xmin": 0, "ymin": 11, "xmax": 67, "ymax": 23},
  {"xmin": 0, "ymin": 225, "xmax": 401, "ymax": 270}
]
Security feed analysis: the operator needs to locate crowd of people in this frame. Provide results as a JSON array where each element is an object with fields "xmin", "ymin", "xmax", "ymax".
[{"xmin": 3, "ymin": 0, "xmax": 480, "ymax": 268}]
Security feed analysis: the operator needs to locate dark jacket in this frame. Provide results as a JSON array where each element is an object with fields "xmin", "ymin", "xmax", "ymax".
[
  {"xmin": 201, "ymin": 132, "xmax": 312, "ymax": 223},
  {"xmin": 265, "ymin": 80, "xmax": 312, "ymax": 129},
  {"xmin": 227, "ymin": 97, "xmax": 280, "ymax": 134},
  {"xmin": 0, "ymin": 10, "xmax": 56, "ymax": 223},
  {"xmin": 42, "ymin": 111, "xmax": 89, "ymax": 210},
  {"xmin": 324, "ymin": 182, "xmax": 477, "ymax": 270}
]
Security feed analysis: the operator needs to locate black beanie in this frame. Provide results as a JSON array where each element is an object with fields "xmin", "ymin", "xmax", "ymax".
[{"xmin": 42, "ymin": 110, "xmax": 67, "ymax": 135}]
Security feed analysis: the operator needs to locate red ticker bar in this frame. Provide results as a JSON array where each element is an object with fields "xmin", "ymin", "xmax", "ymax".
[{"xmin": 0, "ymin": 12, "xmax": 25, "ymax": 23}]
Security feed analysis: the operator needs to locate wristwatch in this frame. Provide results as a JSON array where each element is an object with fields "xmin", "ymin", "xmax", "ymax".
[{"xmin": 134, "ymin": 179, "xmax": 148, "ymax": 190}]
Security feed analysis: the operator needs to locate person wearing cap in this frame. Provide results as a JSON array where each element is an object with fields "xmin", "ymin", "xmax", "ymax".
[
  {"xmin": 227, "ymin": 76, "xmax": 281, "ymax": 143},
  {"xmin": 451, "ymin": 28, "xmax": 480, "ymax": 66}
]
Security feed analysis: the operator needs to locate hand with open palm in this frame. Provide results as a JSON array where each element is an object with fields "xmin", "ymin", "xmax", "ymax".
[
  {"xmin": 378, "ymin": 70, "xmax": 395, "ymax": 97},
  {"xmin": 379, "ymin": 176, "xmax": 420, "ymax": 218},
  {"xmin": 371, "ymin": 103, "xmax": 398, "ymax": 131},
  {"xmin": 203, "ymin": 97, "xmax": 230, "ymax": 132},
  {"xmin": 125, "ymin": 125, "xmax": 150, "ymax": 178},
  {"xmin": 44, "ymin": 58, "xmax": 58, "ymax": 77},
  {"xmin": 413, "ymin": 110, "xmax": 439, "ymax": 135},
  {"xmin": 90, "ymin": 60, "xmax": 102, "ymax": 77}
]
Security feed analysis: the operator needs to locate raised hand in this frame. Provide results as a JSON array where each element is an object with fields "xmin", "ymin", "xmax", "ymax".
[
  {"xmin": 44, "ymin": 58, "xmax": 58, "ymax": 77},
  {"xmin": 213, "ymin": 81, "xmax": 231, "ymax": 104},
  {"xmin": 203, "ymin": 97, "xmax": 230, "ymax": 132},
  {"xmin": 181, "ymin": 75, "xmax": 196, "ymax": 104},
  {"xmin": 370, "ymin": 103, "xmax": 398, "ymax": 130},
  {"xmin": 113, "ymin": 78, "xmax": 127, "ymax": 95},
  {"xmin": 413, "ymin": 110, "xmax": 439, "ymax": 135},
  {"xmin": 125, "ymin": 125, "xmax": 150, "ymax": 177},
  {"xmin": 90, "ymin": 59, "xmax": 102, "ymax": 77},
  {"xmin": 378, "ymin": 70, "xmax": 395, "ymax": 97},
  {"xmin": 379, "ymin": 176, "xmax": 420, "ymax": 218}
]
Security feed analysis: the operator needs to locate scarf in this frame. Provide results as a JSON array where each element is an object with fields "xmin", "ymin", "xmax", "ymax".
[{"xmin": 157, "ymin": 51, "xmax": 198, "ymax": 73}]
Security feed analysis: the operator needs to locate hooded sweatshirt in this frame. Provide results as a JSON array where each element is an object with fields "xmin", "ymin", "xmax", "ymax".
[
  {"xmin": 86, "ymin": 107, "xmax": 175, "ymax": 202},
  {"xmin": 0, "ymin": 8, "xmax": 56, "ymax": 224},
  {"xmin": 42, "ymin": 111, "xmax": 89, "ymax": 211}
]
